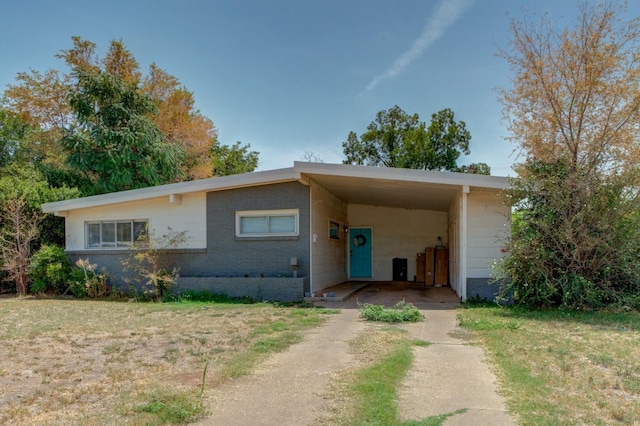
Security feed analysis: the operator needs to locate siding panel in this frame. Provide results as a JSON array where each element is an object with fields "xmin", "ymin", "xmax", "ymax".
[
  {"xmin": 348, "ymin": 204, "xmax": 447, "ymax": 281},
  {"xmin": 466, "ymin": 190, "xmax": 510, "ymax": 280},
  {"xmin": 310, "ymin": 180, "xmax": 348, "ymax": 291}
]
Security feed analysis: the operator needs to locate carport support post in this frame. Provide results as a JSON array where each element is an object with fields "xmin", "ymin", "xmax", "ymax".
[{"xmin": 460, "ymin": 185, "xmax": 469, "ymax": 302}]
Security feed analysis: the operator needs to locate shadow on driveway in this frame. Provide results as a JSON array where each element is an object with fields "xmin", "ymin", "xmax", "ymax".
[{"xmin": 313, "ymin": 281, "xmax": 461, "ymax": 310}]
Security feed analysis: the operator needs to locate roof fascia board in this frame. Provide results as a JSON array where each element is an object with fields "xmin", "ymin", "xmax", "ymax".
[
  {"xmin": 42, "ymin": 167, "xmax": 298, "ymax": 213},
  {"xmin": 293, "ymin": 162, "xmax": 509, "ymax": 190}
]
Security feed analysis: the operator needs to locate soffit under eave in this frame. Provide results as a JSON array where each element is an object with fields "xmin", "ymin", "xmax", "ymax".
[{"xmin": 306, "ymin": 174, "xmax": 464, "ymax": 211}]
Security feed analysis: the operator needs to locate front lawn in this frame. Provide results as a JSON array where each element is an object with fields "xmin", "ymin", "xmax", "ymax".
[
  {"xmin": 457, "ymin": 306, "xmax": 640, "ymax": 425},
  {"xmin": 0, "ymin": 298, "xmax": 333, "ymax": 425}
]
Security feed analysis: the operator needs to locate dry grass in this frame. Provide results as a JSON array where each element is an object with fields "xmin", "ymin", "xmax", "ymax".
[
  {"xmin": 458, "ymin": 307, "xmax": 640, "ymax": 425},
  {"xmin": 0, "ymin": 297, "xmax": 330, "ymax": 425}
]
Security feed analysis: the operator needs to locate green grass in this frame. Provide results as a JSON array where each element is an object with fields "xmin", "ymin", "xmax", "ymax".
[
  {"xmin": 128, "ymin": 387, "xmax": 206, "ymax": 425},
  {"xmin": 335, "ymin": 328, "xmax": 463, "ymax": 426},
  {"xmin": 359, "ymin": 301, "xmax": 424, "ymax": 323},
  {"xmin": 457, "ymin": 306, "xmax": 640, "ymax": 425},
  {"xmin": 350, "ymin": 331, "xmax": 413, "ymax": 424}
]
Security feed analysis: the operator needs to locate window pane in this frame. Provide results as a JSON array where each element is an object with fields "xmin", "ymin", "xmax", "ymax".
[
  {"xmin": 133, "ymin": 221, "xmax": 147, "ymax": 242},
  {"xmin": 101, "ymin": 222, "xmax": 116, "ymax": 246},
  {"xmin": 87, "ymin": 223, "xmax": 101, "ymax": 248},
  {"xmin": 329, "ymin": 221, "xmax": 340, "ymax": 240},
  {"xmin": 240, "ymin": 216, "xmax": 267, "ymax": 234},
  {"xmin": 117, "ymin": 221, "xmax": 132, "ymax": 246},
  {"xmin": 269, "ymin": 215, "xmax": 295, "ymax": 233}
]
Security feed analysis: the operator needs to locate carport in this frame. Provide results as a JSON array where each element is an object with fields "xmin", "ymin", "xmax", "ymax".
[{"xmin": 295, "ymin": 162, "xmax": 510, "ymax": 301}]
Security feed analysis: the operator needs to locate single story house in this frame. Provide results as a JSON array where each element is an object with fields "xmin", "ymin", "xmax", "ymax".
[{"xmin": 42, "ymin": 162, "xmax": 511, "ymax": 301}]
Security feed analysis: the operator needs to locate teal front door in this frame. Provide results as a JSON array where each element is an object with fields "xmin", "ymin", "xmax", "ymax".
[{"xmin": 349, "ymin": 228, "xmax": 372, "ymax": 278}]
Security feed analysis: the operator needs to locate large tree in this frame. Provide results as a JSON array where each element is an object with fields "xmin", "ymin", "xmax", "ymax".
[
  {"xmin": 496, "ymin": 2, "xmax": 640, "ymax": 309},
  {"xmin": 2, "ymin": 36, "xmax": 231, "ymax": 183},
  {"xmin": 0, "ymin": 108, "xmax": 31, "ymax": 167},
  {"xmin": 212, "ymin": 141, "xmax": 259, "ymax": 176},
  {"xmin": 342, "ymin": 105, "xmax": 489, "ymax": 174},
  {"xmin": 0, "ymin": 165, "xmax": 79, "ymax": 293},
  {"xmin": 2, "ymin": 69, "xmax": 72, "ymax": 167},
  {"xmin": 62, "ymin": 69, "xmax": 184, "ymax": 194},
  {"xmin": 142, "ymin": 64, "xmax": 218, "ymax": 180}
]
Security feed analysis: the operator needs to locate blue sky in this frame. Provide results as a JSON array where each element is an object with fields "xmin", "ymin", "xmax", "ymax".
[{"xmin": 2, "ymin": 0, "xmax": 638, "ymax": 177}]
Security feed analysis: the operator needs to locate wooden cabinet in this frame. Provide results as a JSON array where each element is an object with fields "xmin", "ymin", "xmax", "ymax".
[
  {"xmin": 416, "ymin": 252, "xmax": 426, "ymax": 283},
  {"xmin": 416, "ymin": 247, "xmax": 443, "ymax": 286},
  {"xmin": 434, "ymin": 248, "xmax": 448, "ymax": 287},
  {"xmin": 424, "ymin": 247, "xmax": 435, "ymax": 285}
]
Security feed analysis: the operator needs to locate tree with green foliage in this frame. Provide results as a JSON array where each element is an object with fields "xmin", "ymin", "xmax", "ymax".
[
  {"xmin": 0, "ymin": 164, "xmax": 79, "ymax": 294},
  {"xmin": 342, "ymin": 105, "xmax": 489, "ymax": 174},
  {"xmin": 0, "ymin": 164, "xmax": 80, "ymax": 246},
  {"xmin": 0, "ymin": 108, "xmax": 31, "ymax": 167},
  {"xmin": 454, "ymin": 162, "xmax": 491, "ymax": 175},
  {"xmin": 62, "ymin": 70, "xmax": 185, "ymax": 194},
  {"xmin": 495, "ymin": 2, "xmax": 640, "ymax": 309},
  {"xmin": 3, "ymin": 36, "xmax": 240, "ymax": 188},
  {"xmin": 212, "ymin": 141, "xmax": 259, "ymax": 176}
]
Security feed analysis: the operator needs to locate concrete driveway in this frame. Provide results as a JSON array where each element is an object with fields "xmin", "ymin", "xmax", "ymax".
[
  {"xmin": 320, "ymin": 283, "xmax": 515, "ymax": 425},
  {"xmin": 197, "ymin": 284, "xmax": 515, "ymax": 425}
]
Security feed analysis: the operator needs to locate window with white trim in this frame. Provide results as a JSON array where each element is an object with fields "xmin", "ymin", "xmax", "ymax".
[
  {"xmin": 235, "ymin": 209, "xmax": 299, "ymax": 237},
  {"xmin": 85, "ymin": 220, "xmax": 148, "ymax": 248},
  {"xmin": 329, "ymin": 220, "xmax": 340, "ymax": 240}
]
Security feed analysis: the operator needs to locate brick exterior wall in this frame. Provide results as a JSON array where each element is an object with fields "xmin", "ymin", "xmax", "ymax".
[
  {"xmin": 466, "ymin": 278, "xmax": 512, "ymax": 304},
  {"xmin": 205, "ymin": 181, "xmax": 311, "ymax": 278},
  {"xmin": 176, "ymin": 277, "xmax": 308, "ymax": 302},
  {"xmin": 67, "ymin": 181, "xmax": 311, "ymax": 302}
]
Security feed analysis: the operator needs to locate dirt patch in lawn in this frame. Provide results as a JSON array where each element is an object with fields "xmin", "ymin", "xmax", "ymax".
[{"xmin": 0, "ymin": 298, "xmax": 331, "ymax": 425}]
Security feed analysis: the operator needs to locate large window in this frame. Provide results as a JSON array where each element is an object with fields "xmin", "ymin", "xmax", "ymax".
[
  {"xmin": 235, "ymin": 209, "xmax": 299, "ymax": 237},
  {"xmin": 85, "ymin": 220, "xmax": 148, "ymax": 248}
]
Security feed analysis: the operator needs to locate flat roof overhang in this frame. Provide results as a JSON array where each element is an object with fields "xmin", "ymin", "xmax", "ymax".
[
  {"xmin": 42, "ymin": 162, "xmax": 510, "ymax": 215},
  {"xmin": 294, "ymin": 162, "xmax": 509, "ymax": 211}
]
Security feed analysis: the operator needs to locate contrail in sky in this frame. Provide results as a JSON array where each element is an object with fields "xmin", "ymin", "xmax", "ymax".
[{"xmin": 365, "ymin": 0, "xmax": 475, "ymax": 92}]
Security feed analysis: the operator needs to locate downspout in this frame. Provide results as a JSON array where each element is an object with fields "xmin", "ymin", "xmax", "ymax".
[
  {"xmin": 460, "ymin": 185, "xmax": 469, "ymax": 302},
  {"xmin": 296, "ymin": 174, "xmax": 313, "ymax": 296},
  {"xmin": 308, "ymin": 183, "xmax": 313, "ymax": 296}
]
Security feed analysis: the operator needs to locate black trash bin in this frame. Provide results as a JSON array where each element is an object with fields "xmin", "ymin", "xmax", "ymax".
[{"xmin": 392, "ymin": 257, "xmax": 408, "ymax": 281}]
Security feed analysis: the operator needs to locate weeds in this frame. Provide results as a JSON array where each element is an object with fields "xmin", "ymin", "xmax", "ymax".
[
  {"xmin": 0, "ymin": 299, "xmax": 333, "ymax": 424},
  {"xmin": 130, "ymin": 388, "xmax": 205, "ymax": 424},
  {"xmin": 333, "ymin": 328, "xmax": 460, "ymax": 426},
  {"xmin": 163, "ymin": 290, "xmax": 255, "ymax": 304},
  {"xmin": 359, "ymin": 300, "xmax": 423, "ymax": 323}
]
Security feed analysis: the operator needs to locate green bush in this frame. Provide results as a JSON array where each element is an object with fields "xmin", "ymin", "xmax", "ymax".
[
  {"xmin": 28, "ymin": 245, "xmax": 72, "ymax": 294},
  {"xmin": 359, "ymin": 301, "xmax": 423, "ymax": 323},
  {"xmin": 494, "ymin": 160, "xmax": 640, "ymax": 310}
]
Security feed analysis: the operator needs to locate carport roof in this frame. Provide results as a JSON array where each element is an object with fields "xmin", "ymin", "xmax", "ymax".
[
  {"xmin": 295, "ymin": 162, "xmax": 509, "ymax": 211},
  {"xmin": 42, "ymin": 162, "xmax": 510, "ymax": 214}
]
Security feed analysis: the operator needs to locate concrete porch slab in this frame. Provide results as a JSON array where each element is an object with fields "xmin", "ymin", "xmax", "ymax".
[
  {"xmin": 303, "ymin": 281, "xmax": 370, "ymax": 302},
  {"xmin": 307, "ymin": 281, "xmax": 461, "ymax": 307}
]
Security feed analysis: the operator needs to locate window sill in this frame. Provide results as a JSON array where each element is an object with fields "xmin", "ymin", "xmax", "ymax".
[
  {"xmin": 234, "ymin": 236, "xmax": 299, "ymax": 242},
  {"xmin": 67, "ymin": 248, "xmax": 207, "ymax": 255}
]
